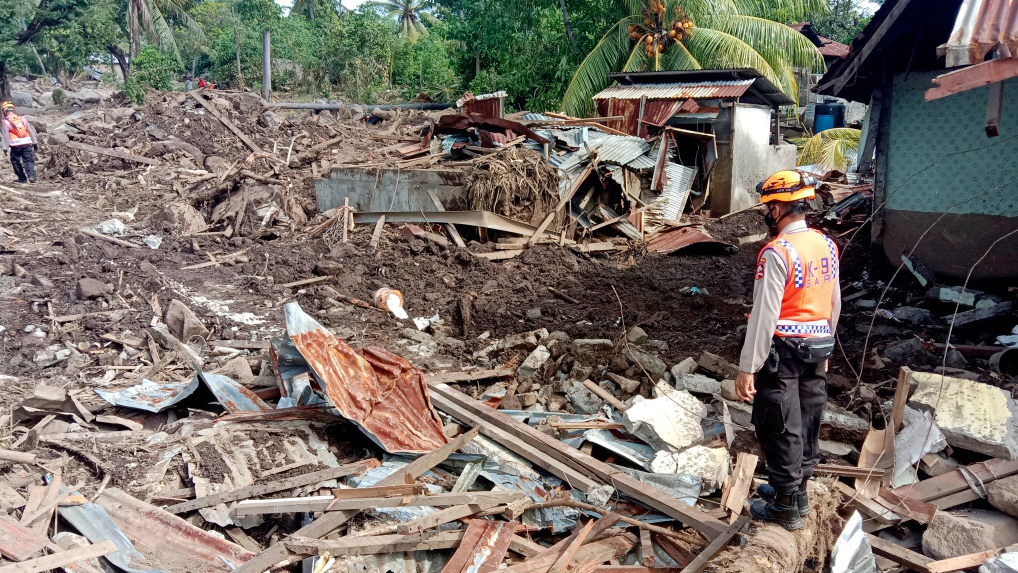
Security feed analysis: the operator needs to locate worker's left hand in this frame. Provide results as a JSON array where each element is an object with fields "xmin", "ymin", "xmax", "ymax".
[{"xmin": 735, "ymin": 371, "xmax": 756, "ymax": 402}]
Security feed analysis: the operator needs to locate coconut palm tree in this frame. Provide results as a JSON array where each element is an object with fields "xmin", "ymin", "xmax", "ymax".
[
  {"xmin": 795, "ymin": 127, "xmax": 860, "ymax": 172},
  {"xmin": 124, "ymin": 0, "xmax": 206, "ymax": 67},
  {"xmin": 364, "ymin": 0, "xmax": 440, "ymax": 43},
  {"xmin": 562, "ymin": 0, "xmax": 828, "ymax": 116}
]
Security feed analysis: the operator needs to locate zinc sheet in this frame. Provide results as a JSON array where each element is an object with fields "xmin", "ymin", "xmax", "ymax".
[
  {"xmin": 593, "ymin": 80, "xmax": 754, "ymax": 100},
  {"xmin": 660, "ymin": 162, "xmax": 696, "ymax": 220},
  {"xmin": 944, "ymin": 0, "xmax": 1018, "ymax": 67}
]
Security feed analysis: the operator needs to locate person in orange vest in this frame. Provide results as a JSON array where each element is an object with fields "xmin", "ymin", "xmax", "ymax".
[
  {"xmin": 1, "ymin": 101, "xmax": 39, "ymax": 184},
  {"xmin": 735, "ymin": 170, "xmax": 841, "ymax": 530}
]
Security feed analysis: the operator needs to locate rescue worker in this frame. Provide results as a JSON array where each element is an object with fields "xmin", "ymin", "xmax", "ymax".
[
  {"xmin": 735, "ymin": 169, "xmax": 841, "ymax": 530},
  {"xmin": 1, "ymin": 101, "xmax": 39, "ymax": 184}
]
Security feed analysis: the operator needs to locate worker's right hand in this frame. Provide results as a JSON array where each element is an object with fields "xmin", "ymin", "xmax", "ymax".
[{"xmin": 735, "ymin": 371, "xmax": 756, "ymax": 402}]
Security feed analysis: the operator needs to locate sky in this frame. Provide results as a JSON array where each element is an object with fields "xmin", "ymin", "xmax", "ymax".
[{"xmin": 274, "ymin": 0, "xmax": 369, "ymax": 14}]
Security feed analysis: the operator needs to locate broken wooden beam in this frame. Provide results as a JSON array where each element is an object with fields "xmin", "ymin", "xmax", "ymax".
[
  {"xmin": 926, "ymin": 547, "xmax": 1004, "ymax": 573},
  {"xmin": 867, "ymin": 534, "xmax": 933, "ymax": 573},
  {"xmin": 79, "ymin": 228, "xmax": 141, "ymax": 249},
  {"xmin": 0, "ymin": 450, "xmax": 36, "ymax": 464},
  {"xmin": 189, "ymin": 92, "xmax": 262, "ymax": 153},
  {"xmin": 427, "ymin": 190, "xmax": 467, "ymax": 248},
  {"xmin": 0, "ymin": 540, "xmax": 117, "ymax": 573},
  {"xmin": 234, "ymin": 491, "xmax": 526, "ymax": 516},
  {"xmin": 165, "ymin": 459, "xmax": 379, "ymax": 515},
  {"xmin": 286, "ymin": 530, "xmax": 466, "ymax": 556},
  {"xmin": 677, "ymin": 515, "xmax": 748, "ymax": 573},
  {"xmin": 583, "ymin": 380, "xmax": 629, "ymax": 412},
  {"xmin": 65, "ymin": 141, "xmax": 161, "ymax": 166}
]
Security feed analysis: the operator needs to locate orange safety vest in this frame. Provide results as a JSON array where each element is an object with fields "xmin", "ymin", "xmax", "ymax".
[
  {"xmin": 758, "ymin": 228, "xmax": 839, "ymax": 337},
  {"xmin": 4, "ymin": 115, "xmax": 32, "ymax": 147}
]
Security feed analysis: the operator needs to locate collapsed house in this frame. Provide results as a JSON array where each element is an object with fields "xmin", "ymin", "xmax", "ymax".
[{"xmin": 819, "ymin": 0, "xmax": 1018, "ymax": 281}]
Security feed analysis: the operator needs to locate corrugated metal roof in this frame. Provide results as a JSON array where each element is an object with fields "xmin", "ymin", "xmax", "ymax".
[
  {"xmin": 660, "ymin": 163, "xmax": 696, "ymax": 220},
  {"xmin": 943, "ymin": 0, "xmax": 1018, "ymax": 67},
  {"xmin": 593, "ymin": 80, "xmax": 754, "ymax": 100},
  {"xmin": 551, "ymin": 133, "xmax": 651, "ymax": 172}
]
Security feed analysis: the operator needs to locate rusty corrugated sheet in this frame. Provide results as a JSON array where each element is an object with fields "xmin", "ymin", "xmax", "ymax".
[
  {"xmin": 593, "ymin": 80, "xmax": 754, "ymax": 100},
  {"xmin": 198, "ymin": 372, "xmax": 272, "ymax": 414},
  {"xmin": 95, "ymin": 378, "xmax": 199, "ymax": 413},
  {"xmin": 441, "ymin": 520, "xmax": 519, "ymax": 573},
  {"xmin": 943, "ymin": 0, "xmax": 1018, "ymax": 67},
  {"xmin": 646, "ymin": 225, "xmax": 732, "ymax": 254},
  {"xmin": 465, "ymin": 98, "xmax": 501, "ymax": 118},
  {"xmin": 283, "ymin": 302, "xmax": 449, "ymax": 453},
  {"xmin": 605, "ymin": 97, "xmax": 641, "ymax": 135},
  {"xmin": 640, "ymin": 100, "xmax": 684, "ymax": 137}
]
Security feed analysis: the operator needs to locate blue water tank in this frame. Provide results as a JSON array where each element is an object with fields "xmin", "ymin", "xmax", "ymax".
[{"xmin": 813, "ymin": 98, "xmax": 846, "ymax": 133}]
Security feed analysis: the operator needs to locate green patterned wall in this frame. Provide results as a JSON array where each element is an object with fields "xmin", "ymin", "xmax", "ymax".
[{"xmin": 884, "ymin": 70, "xmax": 1018, "ymax": 216}]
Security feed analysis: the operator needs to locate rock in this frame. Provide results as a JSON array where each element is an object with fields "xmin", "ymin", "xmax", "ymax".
[
  {"xmin": 566, "ymin": 383, "xmax": 604, "ymax": 415},
  {"xmin": 624, "ymin": 346, "xmax": 667, "ymax": 379},
  {"xmin": 75, "ymin": 278, "xmax": 111, "ymax": 299},
  {"xmin": 893, "ymin": 306, "xmax": 936, "ymax": 325},
  {"xmin": 571, "ymin": 339, "xmax": 615, "ymax": 362},
  {"xmin": 23, "ymin": 116, "xmax": 47, "ymax": 133},
  {"xmin": 164, "ymin": 300, "xmax": 209, "ymax": 342},
  {"xmin": 819, "ymin": 439, "xmax": 856, "ymax": 458},
  {"xmin": 586, "ymin": 484, "xmax": 616, "ymax": 509},
  {"xmin": 258, "ymin": 110, "xmax": 283, "ymax": 129},
  {"xmin": 401, "ymin": 328, "xmax": 433, "ymax": 344},
  {"xmin": 149, "ymin": 139, "xmax": 204, "ymax": 165},
  {"xmin": 70, "ymin": 89, "xmax": 101, "ymax": 104},
  {"xmin": 922, "ymin": 509, "xmax": 1018, "ymax": 560},
  {"xmin": 650, "ymin": 446, "xmax": 730, "ymax": 491},
  {"xmin": 627, "ymin": 326, "xmax": 649, "ymax": 345},
  {"xmin": 500, "ymin": 329, "xmax": 547, "ymax": 352},
  {"xmin": 673, "ymin": 373, "xmax": 722, "ymax": 396},
  {"xmin": 605, "ymin": 372, "xmax": 640, "ymax": 394},
  {"xmin": 149, "ymin": 202, "xmax": 207, "ymax": 235},
  {"xmin": 33, "ymin": 346, "xmax": 71, "ymax": 368},
  {"xmin": 670, "ymin": 357, "xmax": 698, "ymax": 376},
  {"xmin": 213, "ymin": 356, "xmax": 253, "ymax": 380},
  {"xmin": 47, "ymin": 132, "xmax": 69, "ymax": 145},
  {"xmin": 22, "ymin": 385, "xmax": 68, "ymax": 409},
  {"xmin": 989, "ymin": 476, "xmax": 1018, "ymax": 519},
  {"xmin": 910, "ymin": 371, "xmax": 1018, "ymax": 459},
  {"xmin": 982, "ymin": 552, "xmax": 1018, "ymax": 573},
  {"xmin": 643, "ymin": 339, "xmax": 669, "ymax": 353},
  {"xmin": 698, "ymin": 351, "xmax": 740, "ymax": 379},
  {"xmin": 721, "ymin": 379, "xmax": 738, "ymax": 401},
  {"xmin": 547, "ymin": 331, "xmax": 571, "ymax": 344},
  {"xmin": 517, "ymin": 345, "xmax": 551, "ymax": 379},
  {"xmin": 883, "ymin": 338, "xmax": 925, "ymax": 362},
  {"xmin": 148, "ymin": 324, "xmax": 182, "ymax": 351},
  {"xmin": 38, "ymin": 92, "xmax": 53, "ymax": 108},
  {"xmin": 623, "ymin": 381, "xmax": 706, "ymax": 452},
  {"xmin": 827, "ymin": 373, "xmax": 854, "ymax": 393},
  {"xmin": 608, "ymin": 356, "xmax": 629, "ymax": 373},
  {"xmin": 30, "ymin": 276, "xmax": 53, "ymax": 289},
  {"xmin": 11, "ymin": 92, "xmax": 33, "ymax": 108},
  {"xmin": 821, "ymin": 404, "xmax": 869, "ymax": 444},
  {"xmin": 525, "ymin": 308, "xmax": 542, "ymax": 320},
  {"xmin": 233, "ymin": 93, "xmax": 264, "ymax": 115},
  {"xmin": 519, "ymin": 392, "xmax": 539, "ymax": 407},
  {"xmin": 569, "ymin": 363, "xmax": 593, "ymax": 383},
  {"xmin": 856, "ymin": 299, "xmax": 878, "ymax": 309}
]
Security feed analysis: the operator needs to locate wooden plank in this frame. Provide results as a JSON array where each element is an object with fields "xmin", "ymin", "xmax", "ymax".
[
  {"xmin": 891, "ymin": 458, "xmax": 1018, "ymax": 503},
  {"xmin": 280, "ymin": 276, "xmax": 331, "ymax": 288},
  {"xmin": 427, "ymin": 190, "xmax": 467, "ymax": 248},
  {"xmin": 640, "ymin": 527, "xmax": 655, "ymax": 567},
  {"xmin": 926, "ymin": 57, "xmax": 1018, "ymax": 101},
  {"xmin": 594, "ymin": 569, "xmax": 685, "ymax": 573},
  {"xmin": 64, "ymin": 141, "xmax": 160, "ymax": 166},
  {"xmin": 476, "ymin": 250, "xmax": 522, "ymax": 261},
  {"xmin": 428, "ymin": 382, "xmax": 728, "ymax": 538},
  {"xmin": 236, "ymin": 491, "xmax": 524, "ymax": 516},
  {"xmin": 856, "ymin": 427, "xmax": 892, "ymax": 497},
  {"xmin": 654, "ymin": 536, "xmax": 693, "ymax": 567},
  {"xmin": 370, "ymin": 215, "xmax": 386, "ymax": 251},
  {"xmin": 927, "ymin": 548, "xmax": 1004, "ymax": 573},
  {"xmin": 442, "ymin": 520, "xmax": 490, "ymax": 573},
  {"xmin": 677, "ymin": 515, "xmax": 748, "ymax": 573},
  {"xmin": 0, "ymin": 540, "xmax": 118, "ymax": 573},
  {"xmin": 510, "ymin": 535, "xmax": 546, "ymax": 558},
  {"xmin": 396, "ymin": 500, "xmax": 505, "ymax": 534},
  {"xmin": 549, "ymin": 519, "xmax": 595, "ymax": 573},
  {"xmin": 835, "ymin": 482, "xmax": 900, "ymax": 527},
  {"xmin": 867, "ymin": 534, "xmax": 932, "ymax": 573},
  {"xmin": 504, "ymin": 530, "xmax": 633, "ymax": 573},
  {"xmin": 877, "ymin": 488, "xmax": 937, "ymax": 524},
  {"xmin": 79, "ymin": 228, "xmax": 141, "ymax": 249},
  {"xmin": 815, "ymin": 464, "xmax": 890, "ymax": 480},
  {"xmin": 573, "ymin": 242, "xmax": 619, "ymax": 254},
  {"xmin": 526, "ymin": 513, "xmax": 621, "ymax": 564},
  {"xmin": 330, "ymin": 483, "xmax": 424, "ymax": 501},
  {"xmin": 189, "ymin": 92, "xmax": 262, "ymax": 153},
  {"xmin": 0, "ymin": 515, "xmax": 47, "ymax": 561},
  {"xmin": 722, "ymin": 453, "xmax": 757, "ymax": 523},
  {"xmin": 231, "ymin": 427, "xmax": 480, "ymax": 573},
  {"xmin": 166, "ymin": 459, "xmax": 381, "ymax": 515},
  {"xmin": 225, "ymin": 527, "xmax": 263, "ymax": 553},
  {"xmin": 582, "ymin": 380, "xmax": 629, "ymax": 412},
  {"xmin": 528, "ymin": 161, "xmax": 594, "ymax": 246},
  {"xmin": 890, "ymin": 367, "xmax": 912, "ymax": 433},
  {"xmin": 287, "ymin": 530, "xmax": 467, "ymax": 556}
]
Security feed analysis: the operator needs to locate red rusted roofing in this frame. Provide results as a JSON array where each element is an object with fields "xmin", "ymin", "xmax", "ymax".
[
  {"xmin": 646, "ymin": 225, "xmax": 732, "ymax": 254},
  {"xmin": 817, "ymin": 35, "xmax": 851, "ymax": 58},
  {"xmin": 592, "ymin": 80, "xmax": 754, "ymax": 100},
  {"xmin": 943, "ymin": 0, "xmax": 1018, "ymax": 66},
  {"xmin": 284, "ymin": 302, "xmax": 449, "ymax": 454}
]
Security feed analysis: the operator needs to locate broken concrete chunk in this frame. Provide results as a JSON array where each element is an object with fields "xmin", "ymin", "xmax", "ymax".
[
  {"xmin": 721, "ymin": 379, "xmax": 738, "ymax": 401},
  {"xmin": 989, "ymin": 476, "xmax": 1018, "ymax": 520},
  {"xmin": 670, "ymin": 357, "xmax": 698, "ymax": 377},
  {"xmin": 30, "ymin": 275, "xmax": 53, "ymax": 289},
  {"xmin": 883, "ymin": 338, "xmax": 925, "ymax": 362},
  {"xmin": 910, "ymin": 371, "xmax": 1018, "ymax": 459},
  {"xmin": 605, "ymin": 372, "xmax": 640, "ymax": 394},
  {"xmin": 149, "ymin": 324, "xmax": 182, "ymax": 351},
  {"xmin": 922, "ymin": 509, "xmax": 1018, "ymax": 560},
  {"xmin": 516, "ymin": 345, "xmax": 551, "ymax": 379},
  {"xmin": 697, "ymin": 351, "xmax": 740, "ymax": 379},
  {"xmin": 624, "ymin": 346, "xmax": 666, "ymax": 379},
  {"xmin": 821, "ymin": 404, "xmax": 869, "ymax": 444},
  {"xmin": 892, "ymin": 408, "xmax": 948, "ymax": 488},
  {"xmin": 23, "ymin": 385, "xmax": 68, "ymax": 409},
  {"xmin": 164, "ymin": 300, "xmax": 210, "ymax": 342},
  {"xmin": 892, "ymin": 306, "xmax": 936, "ymax": 325},
  {"xmin": 76, "ymin": 278, "xmax": 112, "ymax": 299},
  {"xmin": 982, "ymin": 552, "xmax": 1018, "ymax": 573},
  {"xmin": 626, "ymin": 326, "xmax": 649, "ymax": 345},
  {"xmin": 927, "ymin": 286, "xmax": 979, "ymax": 307},
  {"xmin": 33, "ymin": 345, "xmax": 71, "ymax": 368},
  {"xmin": 571, "ymin": 339, "xmax": 614, "ymax": 362},
  {"xmin": 258, "ymin": 110, "xmax": 284, "ymax": 129},
  {"xmin": 650, "ymin": 446, "xmax": 729, "ymax": 492},
  {"xmin": 566, "ymin": 383, "xmax": 604, "ymax": 415},
  {"xmin": 673, "ymin": 373, "xmax": 722, "ymax": 396},
  {"xmin": 586, "ymin": 484, "xmax": 616, "ymax": 509},
  {"xmin": 401, "ymin": 328, "xmax": 433, "ymax": 344},
  {"xmin": 623, "ymin": 382, "xmax": 705, "ymax": 452},
  {"xmin": 819, "ymin": 439, "xmax": 856, "ymax": 458}
]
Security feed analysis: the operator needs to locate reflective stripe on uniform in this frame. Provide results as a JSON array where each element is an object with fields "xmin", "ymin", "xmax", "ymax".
[
  {"xmin": 8, "ymin": 136, "xmax": 32, "ymax": 146},
  {"xmin": 775, "ymin": 319, "xmax": 831, "ymax": 337},
  {"xmin": 776, "ymin": 239, "xmax": 804, "ymax": 288}
]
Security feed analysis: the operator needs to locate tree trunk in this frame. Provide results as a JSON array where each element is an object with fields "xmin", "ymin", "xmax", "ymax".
[
  {"xmin": 191, "ymin": 54, "xmax": 197, "ymax": 78},
  {"xmin": 558, "ymin": 0, "xmax": 576, "ymax": 48},
  {"xmin": 128, "ymin": 0, "xmax": 140, "ymax": 60},
  {"xmin": 234, "ymin": 26, "xmax": 244, "ymax": 88},
  {"xmin": 0, "ymin": 61, "xmax": 10, "ymax": 101},
  {"xmin": 109, "ymin": 46, "xmax": 130, "ymax": 81}
]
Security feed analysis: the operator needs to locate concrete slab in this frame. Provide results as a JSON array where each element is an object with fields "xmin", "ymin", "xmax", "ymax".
[{"xmin": 910, "ymin": 371, "xmax": 1018, "ymax": 459}]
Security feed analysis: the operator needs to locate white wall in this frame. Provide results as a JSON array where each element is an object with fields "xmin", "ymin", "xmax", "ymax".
[{"xmin": 728, "ymin": 104, "xmax": 797, "ymax": 214}]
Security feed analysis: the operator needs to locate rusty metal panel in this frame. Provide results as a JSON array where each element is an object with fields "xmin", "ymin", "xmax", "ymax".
[
  {"xmin": 593, "ymin": 80, "xmax": 754, "ymax": 100},
  {"xmin": 646, "ymin": 225, "xmax": 732, "ymax": 254},
  {"xmin": 284, "ymin": 302, "xmax": 448, "ymax": 453},
  {"xmin": 441, "ymin": 520, "xmax": 519, "ymax": 573},
  {"xmin": 199, "ymin": 372, "xmax": 272, "ymax": 413},
  {"xmin": 95, "ymin": 378, "xmax": 199, "ymax": 413},
  {"xmin": 607, "ymin": 97, "xmax": 640, "ymax": 135},
  {"xmin": 944, "ymin": 0, "xmax": 1018, "ymax": 67}
]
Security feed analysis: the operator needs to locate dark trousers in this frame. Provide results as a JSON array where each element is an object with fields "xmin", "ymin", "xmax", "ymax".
[
  {"xmin": 10, "ymin": 145, "xmax": 35, "ymax": 182},
  {"xmin": 752, "ymin": 336, "xmax": 828, "ymax": 495}
]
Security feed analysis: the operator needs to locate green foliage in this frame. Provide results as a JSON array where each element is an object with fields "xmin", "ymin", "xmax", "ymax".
[
  {"xmin": 52, "ymin": 88, "xmax": 65, "ymax": 105},
  {"xmin": 391, "ymin": 26, "xmax": 462, "ymax": 101},
  {"xmin": 795, "ymin": 127, "xmax": 860, "ymax": 172},
  {"xmin": 125, "ymin": 46, "xmax": 179, "ymax": 103},
  {"xmin": 810, "ymin": 0, "xmax": 872, "ymax": 45},
  {"xmin": 364, "ymin": 0, "xmax": 437, "ymax": 42}
]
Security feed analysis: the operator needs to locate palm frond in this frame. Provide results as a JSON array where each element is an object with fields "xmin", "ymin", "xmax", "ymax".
[
  {"xmin": 667, "ymin": 0, "xmax": 738, "ymax": 23},
  {"xmin": 660, "ymin": 36, "xmax": 702, "ymax": 71},
  {"xmin": 622, "ymin": 41, "xmax": 650, "ymax": 72},
  {"xmin": 682, "ymin": 27, "xmax": 779, "ymax": 84},
  {"xmin": 562, "ymin": 16, "xmax": 642, "ymax": 116},
  {"xmin": 421, "ymin": 12, "xmax": 441, "ymax": 25},
  {"xmin": 729, "ymin": 0, "xmax": 828, "ymax": 21},
  {"xmin": 704, "ymin": 14, "xmax": 825, "ymax": 72},
  {"xmin": 797, "ymin": 128, "xmax": 861, "ymax": 172},
  {"xmin": 140, "ymin": 0, "xmax": 184, "ymax": 66}
]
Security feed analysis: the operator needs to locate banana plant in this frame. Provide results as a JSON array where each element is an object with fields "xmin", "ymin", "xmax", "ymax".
[{"xmin": 562, "ymin": 0, "xmax": 828, "ymax": 116}]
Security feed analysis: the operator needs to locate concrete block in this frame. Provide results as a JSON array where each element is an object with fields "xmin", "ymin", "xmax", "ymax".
[
  {"xmin": 566, "ymin": 383, "xmax": 603, "ymax": 415},
  {"xmin": 626, "ymin": 326, "xmax": 649, "ymax": 345},
  {"xmin": 922, "ymin": 509, "xmax": 1018, "ymax": 560},
  {"xmin": 883, "ymin": 338, "xmax": 925, "ymax": 362},
  {"xmin": 650, "ymin": 446, "xmax": 729, "ymax": 492},
  {"xmin": 697, "ymin": 351, "xmax": 739, "ymax": 379},
  {"xmin": 517, "ymin": 345, "xmax": 551, "ymax": 379},
  {"xmin": 605, "ymin": 372, "xmax": 640, "ymax": 394},
  {"xmin": 721, "ymin": 379, "xmax": 738, "ymax": 401},
  {"xmin": 623, "ymin": 381, "xmax": 705, "ymax": 452},
  {"xmin": 624, "ymin": 346, "xmax": 667, "ymax": 379},
  {"xmin": 989, "ymin": 476, "xmax": 1018, "ymax": 519},
  {"xmin": 673, "ymin": 373, "xmax": 722, "ymax": 396},
  {"xmin": 821, "ymin": 404, "xmax": 869, "ymax": 444},
  {"xmin": 75, "ymin": 278, "xmax": 111, "ymax": 299},
  {"xmin": 164, "ymin": 299, "xmax": 209, "ymax": 342},
  {"xmin": 671, "ymin": 357, "xmax": 698, "ymax": 377},
  {"xmin": 910, "ymin": 371, "xmax": 1018, "ymax": 459},
  {"xmin": 571, "ymin": 339, "xmax": 615, "ymax": 362}
]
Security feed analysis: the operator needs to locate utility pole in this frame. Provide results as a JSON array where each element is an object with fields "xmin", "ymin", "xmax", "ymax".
[{"xmin": 262, "ymin": 30, "xmax": 271, "ymax": 102}]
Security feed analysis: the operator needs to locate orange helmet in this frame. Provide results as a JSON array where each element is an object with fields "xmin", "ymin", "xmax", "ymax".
[
  {"xmin": 1, "ymin": 101, "xmax": 13, "ymax": 112},
  {"xmin": 757, "ymin": 170, "xmax": 816, "ymax": 203}
]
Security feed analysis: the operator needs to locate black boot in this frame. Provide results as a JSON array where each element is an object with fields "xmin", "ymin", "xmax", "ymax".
[
  {"xmin": 750, "ymin": 492, "xmax": 804, "ymax": 530},
  {"xmin": 758, "ymin": 482, "xmax": 810, "ymax": 517}
]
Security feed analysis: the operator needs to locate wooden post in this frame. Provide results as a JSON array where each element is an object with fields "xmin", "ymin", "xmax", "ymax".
[{"xmin": 341, "ymin": 197, "xmax": 349, "ymax": 243}]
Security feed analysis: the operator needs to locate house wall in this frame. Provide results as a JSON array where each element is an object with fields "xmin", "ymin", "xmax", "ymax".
[
  {"xmin": 316, "ymin": 168, "xmax": 467, "ymax": 213},
  {"xmin": 714, "ymin": 104, "xmax": 797, "ymax": 215},
  {"xmin": 877, "ymin": 70, "xmax": 1018, "ymax": 282}
]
